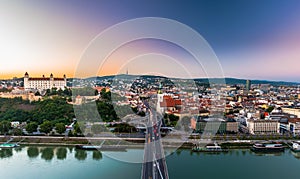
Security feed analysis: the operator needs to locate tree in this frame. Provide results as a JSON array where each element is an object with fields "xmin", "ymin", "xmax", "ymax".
[
  {"xmin": 46, "ymin": 89, "xmax": 51, "ymax": 96},
  {"xmin": 91, "ymin": 124, "xmax": 106, "ymax": 134},
  {"xmin": 51, "ymin": 87, "xmax": 57, "ymax": 95},
  {"xmin": 11, "ymin": 128, "xmax": 22, "ymax": 136},
  {"xmin": 266, "ymin": 106, "xmax": 274, "ymax": 113},
  {"xmin": 169, "ymin": 114, "xmax": 179, "ymax": 122},
  {"xmin": 0, "ymin": 120, "xmax": 11, "ymax": 134},
  {"xmin": 63, "ymin": 88, "xmax": 72, "ymax": 96},
  {"xmin": 74, "ymin": 122, "xmax": 85, "ymax": 136},
  {"xmin": 96, "ymin": 101, "xmax": 118, "ymax": 122},
  {"xmin": 26, "ymin": 122, "xmax": 38, "ymax": 133},
  {"xmin": 35, "ymin": 91, "xmax": 41, "ymax": 96},
  {"xmin": 39, "ymin": 121, "xmax": 53, "ymax": 134},
  {"xmin": 57, "ymin": 88, "xmax": 63, "ymax": 96},
  {"xmin": 181, "ymin": 116, "xmax": 192, "ymax": 131},
  {"xmin": 100, "ymin": 88, "xmax": 111, "ymax": 101},
  {"xmin": 55, "ymin": 123, "xmax": 66, "ymax": 134}
]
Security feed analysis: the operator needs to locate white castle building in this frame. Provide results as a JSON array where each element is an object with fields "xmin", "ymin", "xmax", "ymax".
[{"xmin": 24, "ymin": 72, "xmax": 67, "ymax": 91}]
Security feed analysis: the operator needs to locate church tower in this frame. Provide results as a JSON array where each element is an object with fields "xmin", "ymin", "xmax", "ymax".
[{"xmin": 156, "ymin": 82, "xmax": 164, "ymax": 114}]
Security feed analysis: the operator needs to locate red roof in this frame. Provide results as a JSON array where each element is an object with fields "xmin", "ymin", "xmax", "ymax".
[
  {"xmin": 163, "ymin": 96, "xmax": 172, "ymax": 99},
  {"xmin": 288, "ymin": 118, "xmax": 300, "ymax": 123},
  {"xmin": 160, "ymin": 98, "xmax": 175, "ymax": 107},
  {"xmin": 94, "ymin": 86, "xmax": 110, "ymax": 92},
  {"xmin": 28, "ymin": 78, "xmax": 50, "ymax": 81},
  {"xmin": 175, "ymin": 99, "xmax": 182, "ymax": 105},
  {"xmin": 54, "ymin": 78, "xmax": 64, "ymax": 81}
]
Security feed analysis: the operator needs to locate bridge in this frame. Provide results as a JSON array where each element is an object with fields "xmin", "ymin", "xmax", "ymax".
[{"xmin": 141, "ymin": 100, "xmax": 169, "ymax": 179}]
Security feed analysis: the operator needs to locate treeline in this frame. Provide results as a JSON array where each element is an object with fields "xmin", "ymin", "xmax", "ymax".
[
  {"xmin": 0, "ymin": 88, "xmax": 140, "ymax": 135},
  {"xmin": 0, "ymin": 97, "xmax": 74, "ymax": 125},
  {"xmin": 0, "ymin": 89, "xmax": 135, "ymax": 123}
]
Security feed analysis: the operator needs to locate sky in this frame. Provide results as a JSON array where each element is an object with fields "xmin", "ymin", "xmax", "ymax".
[{"xmin": 0, "ymin": 0, "xmax": 300, "ymax": 82}]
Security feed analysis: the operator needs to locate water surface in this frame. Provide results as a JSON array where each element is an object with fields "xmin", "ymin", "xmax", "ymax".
[{"xmin": 0, "ymin": 146, "xmax": 299, "ymax": 179}]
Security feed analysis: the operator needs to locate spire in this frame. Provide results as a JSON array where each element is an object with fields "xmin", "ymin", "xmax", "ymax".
[
  {"xmin": 24, "ymin": 72, "xmax": 29, "ymax": 78},
  {"xmin": 158, "ymin": 82, "xmax": 162, "ymax": 94},
  {"xmin": 50, "ymin": 73, "xmax": 53, "ymax": 78}
]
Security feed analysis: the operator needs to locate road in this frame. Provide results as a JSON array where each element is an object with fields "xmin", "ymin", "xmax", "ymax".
[{"xmin": 142, "ymin": 100, "xmax": 169, "ymax": 179}]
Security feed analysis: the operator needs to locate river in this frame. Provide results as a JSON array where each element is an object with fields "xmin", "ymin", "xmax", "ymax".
[{"xmin": 0, "ymin": 146, "xmax": 299, "ymax": 179}]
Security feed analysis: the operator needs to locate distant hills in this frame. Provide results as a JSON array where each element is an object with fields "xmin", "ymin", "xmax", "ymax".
[
  {"xmin": 222, "ymin": 78, "xmax": 300, "ymax": 86},
  {"xmin": 2, "ymin": 75, "xmax": 299, "ymax": 86},
  {"xmin": 83, "ymin": 75, "xmax": 300, "ymax": 86}
]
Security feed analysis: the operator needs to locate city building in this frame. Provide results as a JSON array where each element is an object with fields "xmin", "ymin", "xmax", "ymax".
[
  {"xmin": 282, "ymin": 107, "xmax": 300, "ymax": 118},
  {"xmin": 191, "ymin": 117, "xmax": 226, "ymax": 134},
  {"xmin": 226, "ymin": 118, "xmax": 239, "ymax": 133},
  {"xmin": 157, "ymin": 94, "xmax": 182, "ymax": 115},
  {"xmin": 288, "ymin": 118, "xmax": 300, "ymax": 136},
  {"xmin": 24, "ymin": 72, "xmax": 67, "ymax": 91},
  {"xmin": 247, "ymin": 119, "xmax": 278, "ymax": 134},
  {"xmin": 245, "ymin": 80, "xmax": 251, "ymax": 92}
]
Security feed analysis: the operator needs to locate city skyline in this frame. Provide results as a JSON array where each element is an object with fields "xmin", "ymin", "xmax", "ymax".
[{"xmin": 1, "ymin": 1, "xmax": 300, "ymax": 82}]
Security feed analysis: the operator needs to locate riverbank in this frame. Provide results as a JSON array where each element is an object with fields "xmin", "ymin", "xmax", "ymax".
[{"xmin": 0, "ymin": 135, "xmax": 294, "ymax": 149}]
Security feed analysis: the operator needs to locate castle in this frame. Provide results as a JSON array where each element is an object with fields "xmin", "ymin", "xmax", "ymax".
[{"xmin": 24, "ymin": 72, "xmax": 67, "ymax": 91}]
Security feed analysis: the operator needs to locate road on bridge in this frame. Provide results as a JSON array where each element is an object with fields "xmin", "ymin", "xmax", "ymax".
[{"xmin": 142, "ymin": 100, "xmax": 169, "ymax": 179}]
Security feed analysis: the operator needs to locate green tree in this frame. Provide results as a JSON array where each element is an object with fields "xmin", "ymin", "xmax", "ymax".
[
  {"xmin": 39, "ymin": 121, "xmax": 53, "ymax": 134},
  {"xmin": 51, "ymin": 87, "xmax": 57, "ymax": 95},
  {"xmin": 169, "ymin": 114, "xmax": 179, "ymax": 122},
  {"xmin": 55, "ymin": 123, "xmax": 66, "ymax": 134},
  {"xmin": 46, "ymin": 89, "xmax": 51, "ymax": 96},
  {"xmin": 68, "ymin": 130, "xmax": 74, "ymax": 137},
  {"xmin": 57, "ymin": 88, "xmax": 63, "ymax": 96},
  {"xmin": 180, "ymin": 116, "xmax": 192, "ymax": 131},
  {"xmin": 74, "ymin": 122, "xmax": 85, "ymax": 136},
  {"xmin": 0, "ymin": 121, "xmax": 11, "ymax": 134},
  {"xmin": 11, "ymin": 128, "xmax": 22, "ymax": 136},
  {"xmin": 100, "ymin": 88, "xmax": 111, "ymax": 101},
  {"xmin": 266, "ymin": 106, "xmax": 274, "ymax": 113},
  {"xmin": 35, "ymin": 91, "xmax": 41, "ymax": 96},
  {"xmin": 97, "ymin": 101, "xmax": 118, "ymax": 122},
  {"xmin": 91, "ymin": 124, "xmax": 106, "ymax": 134},
  {"xmin": 26, "ymin": 122, "xmax": 38, "ymax": 133}
]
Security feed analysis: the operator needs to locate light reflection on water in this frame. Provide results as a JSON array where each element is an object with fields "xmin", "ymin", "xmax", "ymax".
[{"xmin": 0, "ymin": 146, "xmax": 300, "ymax": 179}]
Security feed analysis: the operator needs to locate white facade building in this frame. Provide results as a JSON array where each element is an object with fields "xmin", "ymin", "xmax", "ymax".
[
  {"xmin": 24, "ymin": 72, "xmax": 67, "ymax": 91},
  {"xmin": 247, "ymin": 119, "xmax": 279, "ymax": 134}
]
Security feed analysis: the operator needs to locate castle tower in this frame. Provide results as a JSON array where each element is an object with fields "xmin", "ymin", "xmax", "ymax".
[
  {"xmin": 24, "ymin": 72, "xmax": 29, "ymax": 89},
  {"xmin": 63, "ymin": 74, "xmax": 67, "ymax": 87},
  {"xmin": 50, "ymin": 73, "xmax": 54, "ymax": 88}
]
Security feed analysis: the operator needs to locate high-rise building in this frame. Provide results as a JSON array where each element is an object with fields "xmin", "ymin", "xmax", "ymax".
[
  {"xmin": 246, "ymin": 79, "xmax": 251, "ymax": 92},
  {"xmin": 24, "ymin": 72, "xmax": 67, "ymax": 91}
]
